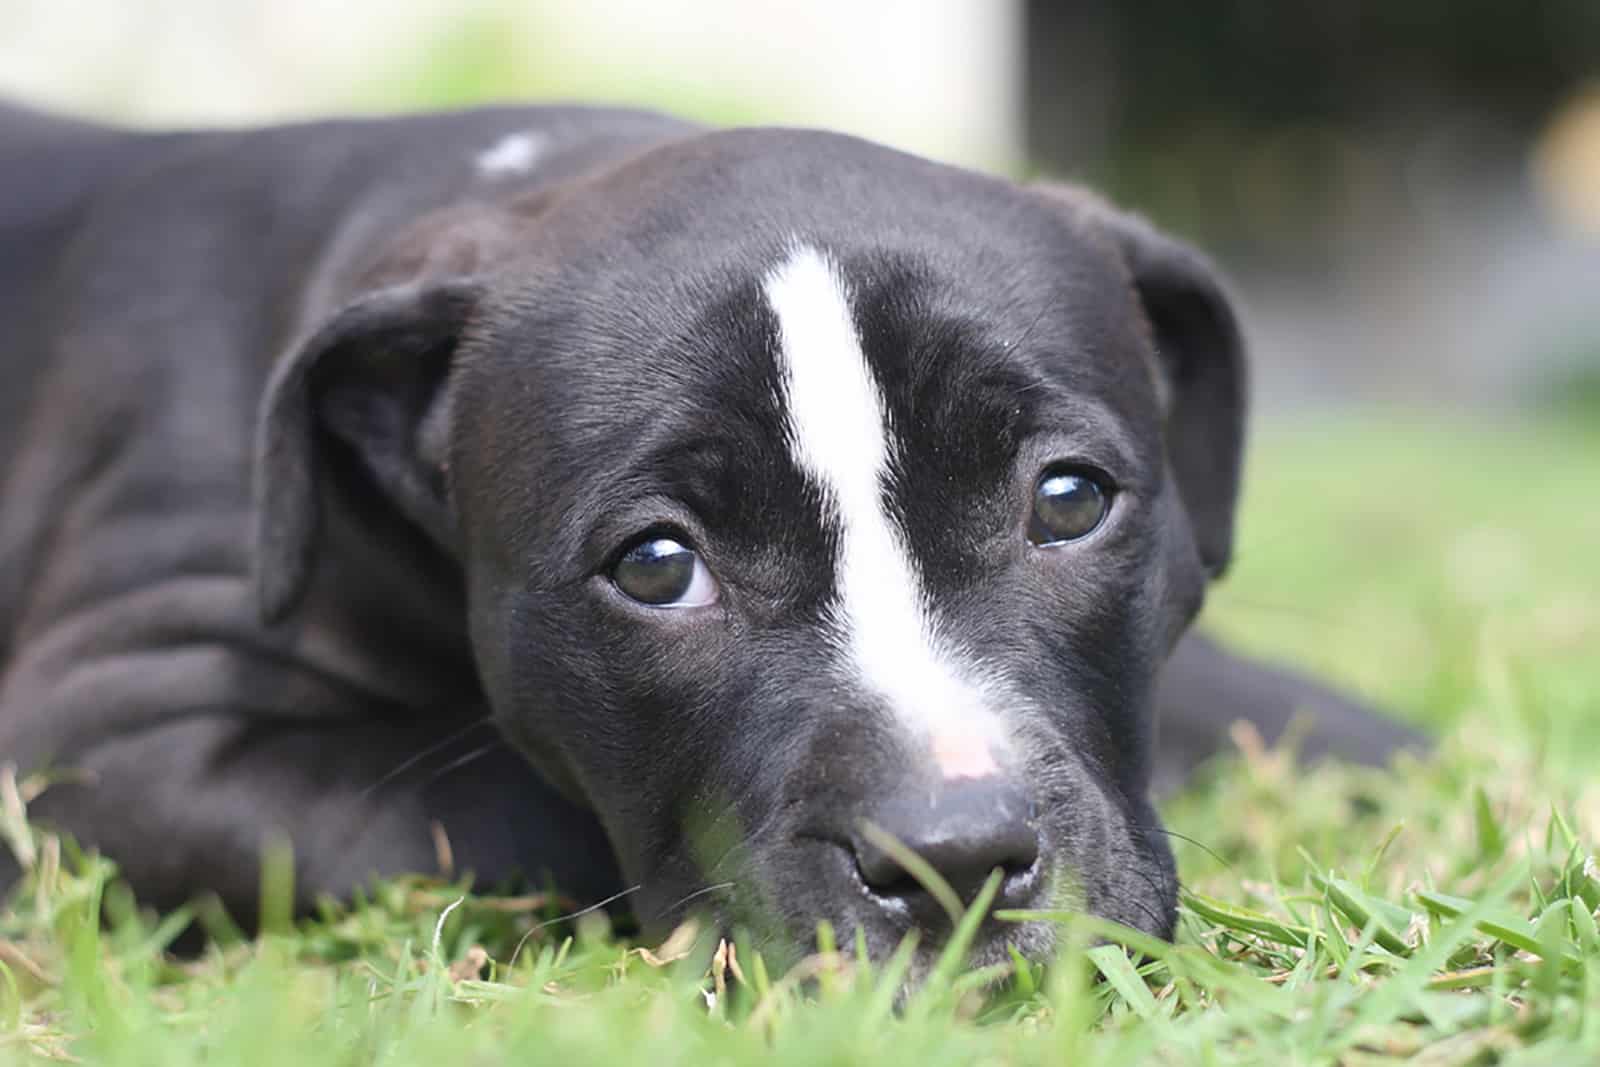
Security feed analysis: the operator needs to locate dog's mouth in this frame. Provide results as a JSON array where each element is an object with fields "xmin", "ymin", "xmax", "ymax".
[
  {"xmin": 633, "ymin": 829, "xmax": 1099, "ymax": 977},
  {"xmin": 814, "ymin": 828, "xmax": 1049, "ymax": 937}
]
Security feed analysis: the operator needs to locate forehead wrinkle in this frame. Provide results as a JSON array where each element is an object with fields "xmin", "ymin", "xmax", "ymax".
[
  {"xmin": 1014, "ymin": 388, "xmax": 1149, "ymax": 476},
  {"xmin": 943, "ymin": 329, "xmax": 1157, "ymax": 487},
  {"xmin": 844, "ymin": 263, "xmax": 1149, "ymax": 497}
]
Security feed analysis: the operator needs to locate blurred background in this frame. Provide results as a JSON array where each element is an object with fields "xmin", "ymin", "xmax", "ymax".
[
  {"xmin": 3, "ymin": 0, "xmax": 1598, "ymax": 410},
  {"xmin": 2, "ymin": 0, "xmax": 1597, "ymax": 748}
]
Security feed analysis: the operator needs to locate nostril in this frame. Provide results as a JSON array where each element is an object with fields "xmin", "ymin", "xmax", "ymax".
[
  {"xmin": 854, "ymin": 864, "xmax": 927, "ymax": 903},
  {"xmin": 854, "ymin": 829, "xmax": 1038, "ymax": 903},
  {"xmin": 853, "ymin": 838, "xmax": 916, "ymax": 893},
  {"xmin": 852, "ymin": 778, "xmax": 1040, "ymax": 906}
]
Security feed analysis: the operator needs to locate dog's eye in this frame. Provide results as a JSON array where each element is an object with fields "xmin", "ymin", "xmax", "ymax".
[
  {"xmin": 611, "ymin": 535, "xmax": 719, "ymax": 608},
  {"xmin": 1028, "ymin": 468, "xmax": 1111, "ymax": 546}
]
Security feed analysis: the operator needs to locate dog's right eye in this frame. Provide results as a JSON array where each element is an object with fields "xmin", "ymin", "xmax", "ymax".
[
  {"xmin": 610, "ymin": 535, "xmax": 719, "ymax": 608},
  {"xmin": 1028, "ymin": 466, "xmax": 1112, "ymax": 546}
]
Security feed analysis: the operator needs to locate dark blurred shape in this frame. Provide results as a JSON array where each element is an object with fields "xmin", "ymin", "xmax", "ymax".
[
  {"xmin": 1025, "ymin": 2, "xmax": 1600, "ymax": 408},
  {"xmin": 1025, "ymin": 1, "xmax": 1600, "ymax": 252}
]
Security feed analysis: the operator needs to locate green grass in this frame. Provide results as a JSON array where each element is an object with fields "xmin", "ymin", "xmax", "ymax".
[{"xmin": 3, "ymin": 413, "xmax": 1598, "ymax": 1065}]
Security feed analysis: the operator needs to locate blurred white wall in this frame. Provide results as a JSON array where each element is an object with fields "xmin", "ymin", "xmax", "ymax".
[{"xmin": 0, "ymin": 0, "xmax": 1023, "ymax": 170}]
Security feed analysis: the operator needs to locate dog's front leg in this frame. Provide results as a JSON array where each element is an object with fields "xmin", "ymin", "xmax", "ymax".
[
  {"xmin": 2, "ymin": 704, "xmax": 622, "ymax": 928},
  {"xmin": 1150, "ymin": 631, "xmax": 1428, "ymax": 795}
]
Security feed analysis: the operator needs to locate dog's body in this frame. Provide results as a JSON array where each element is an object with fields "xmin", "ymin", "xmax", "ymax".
[{"xmin": 0, "ymin": 102, "xmax": 1417, "ymax": 964}]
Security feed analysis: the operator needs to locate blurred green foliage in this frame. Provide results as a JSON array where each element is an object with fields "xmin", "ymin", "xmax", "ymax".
[{"xmin": 1206, "ymin": 413, "xmax": 1600, "ymax": 764}]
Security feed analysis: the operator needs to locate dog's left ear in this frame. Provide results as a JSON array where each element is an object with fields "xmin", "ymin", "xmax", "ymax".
[
  {"xmin": 253, "ymin": 279, "xmax": 483, "ymax": 623},
  {"xmin": 1036, "ymin": 186, "xmax": 1247, "ymax": 577}
]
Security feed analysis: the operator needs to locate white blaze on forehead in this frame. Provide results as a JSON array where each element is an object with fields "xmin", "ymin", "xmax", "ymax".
[
  {"xmin": 763, "ymin": 244, "xmax": 1006, "ymax": 780},
  {"xmin": 474, "ymin": 131, "xmax": 548, "ymax": 178}
]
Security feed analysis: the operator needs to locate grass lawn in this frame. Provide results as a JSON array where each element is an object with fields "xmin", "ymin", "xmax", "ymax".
[{"xmin": 2, "ymin": 413, "xmax": 1597, "ymax": 1065}]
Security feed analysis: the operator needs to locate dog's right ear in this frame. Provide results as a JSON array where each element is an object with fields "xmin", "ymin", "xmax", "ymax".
[
  {"xmin": 1099, "ymin": 209, "xmax": 1246, "ymax": 579},
  {"xmin": 1032, "ymin": 184, "xmax": 1248, "ymax": 578},
  {"xmin": 252, "ymin": 279, "xmax": 483, "ymax": 623}
]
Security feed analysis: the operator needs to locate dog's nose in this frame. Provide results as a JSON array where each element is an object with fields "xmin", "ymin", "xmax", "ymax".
[{"xmin": 852, "ymin": 777, "xmax": 1040, "ymax": 910}]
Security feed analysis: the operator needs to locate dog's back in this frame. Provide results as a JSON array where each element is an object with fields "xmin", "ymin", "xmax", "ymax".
[
  {"xmin": 0, "ymin": 104, "xmax": 135, "ymax": 246},
  {"xmin": 0, "ymin": 107, "xmax": 169, "ymax": 661},
  {"xmin": 0, "ymin": 107, "xmax": 150, "ymax": 462},
  {"xmin": 0, "ymin": 103, "xmax": 692, "ymax": 468}
]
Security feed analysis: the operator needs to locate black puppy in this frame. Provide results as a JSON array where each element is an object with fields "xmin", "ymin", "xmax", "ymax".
[{"xmin": 0, "ymin": 102, "xmax": 1417, "ymax": 968}]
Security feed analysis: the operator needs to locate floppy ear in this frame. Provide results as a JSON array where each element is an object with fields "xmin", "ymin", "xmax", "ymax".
[
  {"xmin": 1039, "ymin": 187, "xmax": 1248, "ymax": 577},
  {"xmin": 253, "ymin": 279, "xmax": 482, "ymax": 622}
]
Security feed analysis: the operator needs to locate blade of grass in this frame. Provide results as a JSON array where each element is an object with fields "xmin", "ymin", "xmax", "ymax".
[
  {"xmin": 1087, "ymin": 945, "xmax": 1160, "ymax": 1021},
  {"xmin": 855, "ymin": 821, "xmax": 963, "ymax": 926},
  {"xmin": 915, "ymin": 868, "xmax": 1003, "ymax": 1009},
  {"xmin": 1319, "ymin": 875, "xmax": 1413, "ymax": 956},
  {"xmin": 1180, "ymin": 891, "xmax": 1320, "ymax": 950}
]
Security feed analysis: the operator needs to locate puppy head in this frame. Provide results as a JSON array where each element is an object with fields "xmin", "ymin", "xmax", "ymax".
[{"xmin": 254, "ymin": 128, "xmax": 1244, "ymax": 969}]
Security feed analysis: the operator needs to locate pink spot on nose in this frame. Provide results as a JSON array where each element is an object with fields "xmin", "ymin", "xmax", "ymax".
[{"xmin": 932, "ymin": 728, "xmax": 999, "ymax": 780}]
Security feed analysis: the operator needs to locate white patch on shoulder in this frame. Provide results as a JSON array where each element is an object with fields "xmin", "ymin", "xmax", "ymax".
[
  {"xmin": 474, "ymin": 131, "xmax": 548, "ymax": 178},
  {"xmin": 763, "ymin": 244, "xmax": 1007, "ymax": 780}
]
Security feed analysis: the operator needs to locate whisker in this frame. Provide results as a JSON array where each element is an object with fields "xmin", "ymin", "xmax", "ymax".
[
  {"xmin": 508, "ymin": 884, "xmax": 643, "ymax": 969},
  {"xmin": 1121, "ymin": 892, "xmax": 1166, "ymax": 933},
  {"xmin": 359, "ymin": 717, "xmax": 493, "ymax": 800},
  {"xmin": 1007, "ymin": 296, "xmax": 1056, "ymax": 354},
  {"xmin": 418, "ymin": 739, "xmax": 504, "ymax": 787},
  {"xmin": 1108, "ymin": 840, "xmax": 1183, "ymax": 898},
  {"xmin": 1145, "ymin": 867, "xmax": 1181, "ymax": 908},
  {"xmin": 657, "ymin": 880, "xmax": 737, "ymax": 920},
  {"xmin": 330, "ymin": 718, "xmax": 494, "ymax": 864},
  {"xmin": 1133, "ymin": 824, "xmax": 1233, "ymax": 871}
]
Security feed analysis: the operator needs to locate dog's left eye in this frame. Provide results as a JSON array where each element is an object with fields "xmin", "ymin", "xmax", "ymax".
[
  {"xmin": 611, "ymin": 535, "xmax": 720, "ymax": 608},
  {"xmin": 1028, "ymin": 467, "xmax": 1112, "ymax": 546}
]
